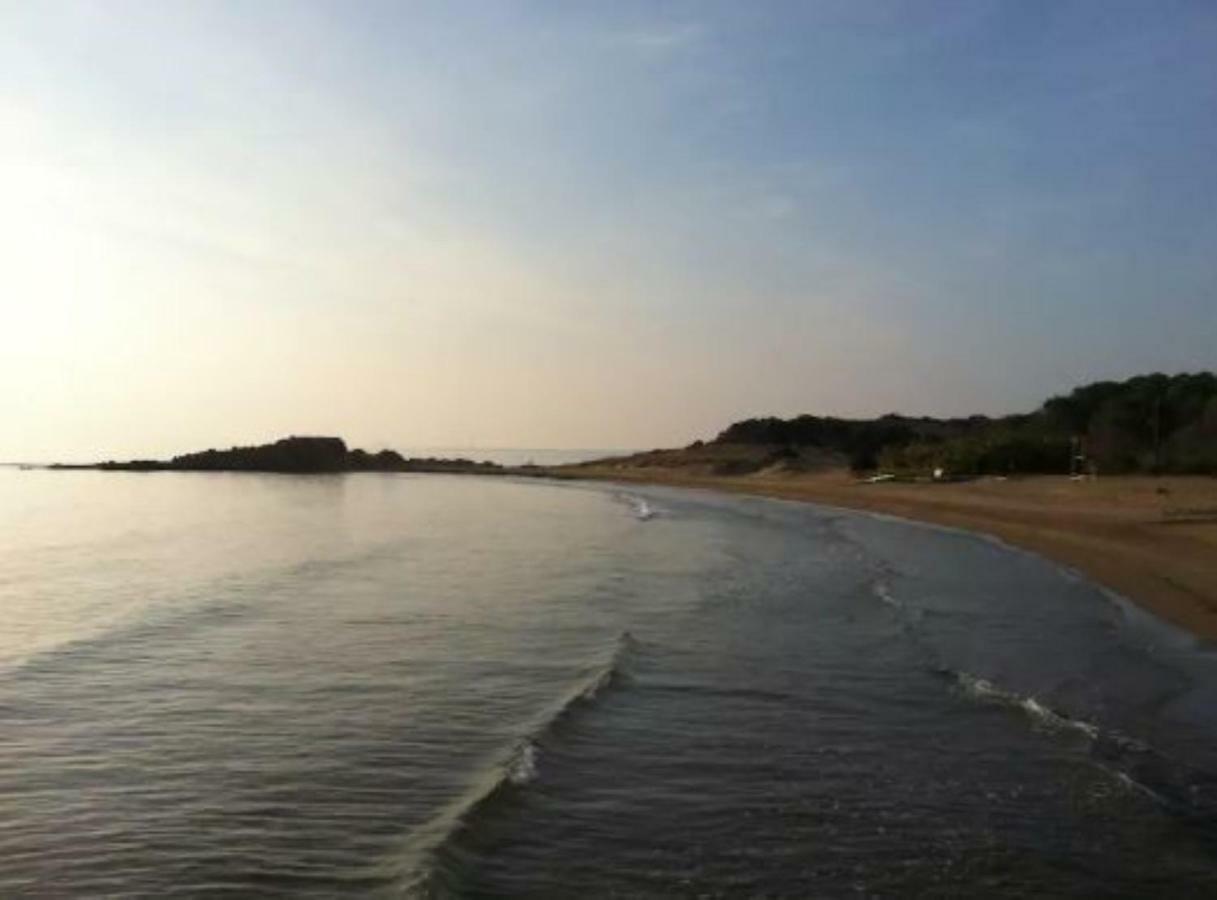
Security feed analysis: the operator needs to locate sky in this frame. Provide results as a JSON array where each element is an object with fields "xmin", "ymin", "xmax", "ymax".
[{"xmin": 2, "ymin": 1, "xmax": 1215, "ymax": 461}]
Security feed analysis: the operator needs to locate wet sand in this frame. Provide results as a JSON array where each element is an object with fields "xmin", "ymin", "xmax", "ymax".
[{"xmin": 556, "ymin": 466, "xmax": 1217, "ymax": 641}]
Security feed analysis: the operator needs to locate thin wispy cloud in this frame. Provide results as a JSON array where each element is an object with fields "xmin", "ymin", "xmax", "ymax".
[{"xmin": 612, "ymin": 22, "xmax": 707, "ymax": 53}]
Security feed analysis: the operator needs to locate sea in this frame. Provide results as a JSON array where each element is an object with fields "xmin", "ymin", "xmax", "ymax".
[
  {"xmin": 1, "ymin": 466, "xmax": 1215, "ymax": 897},
  {"xmin": 396, "ymin": 449, "xmax": 633, "ymax": 467}
]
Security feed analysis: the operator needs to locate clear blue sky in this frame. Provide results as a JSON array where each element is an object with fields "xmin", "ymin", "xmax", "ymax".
[{"xmin": 3, "ymin": 1, "xmax": 1215, "ymax": 459}]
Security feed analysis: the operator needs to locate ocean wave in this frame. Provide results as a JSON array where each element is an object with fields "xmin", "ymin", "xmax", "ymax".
[
  {"xmin": 1106, "ymin": 767, "xmax": 1171, "ymax": 806},
  {"xmin": 871, "ymin": 580, "xmax": 901, "ymax": 610},
  {"xmin": 506, "ymin": 741, "xmax": 538, "ymax": 786},
  {"xmin": 0, "ymin": 592, "xmax": 252, "ymax": 682},
  {"xmin": 644, "ymin": 680, "xmax": 800, "ymax": 707},
  {"xmin": 0, "ymin": 541, "xmax": 421, "ymax": 681},
  {"xmin": 949, "ymin": 669, "xmax": 1100, "ymax": 739},
  {"xmin": 397, "ymin": 631, "xmax": 636, "ymax": 895},
  {"xmin": 612, "ymin": 492, "xmax": 658, "ymax": 521},
  {"xmin": 941, "ymin": 668, "xmax": 1217, "ymax": 823}
]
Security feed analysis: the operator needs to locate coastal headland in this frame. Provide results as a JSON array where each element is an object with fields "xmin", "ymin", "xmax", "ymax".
[{"xmin": 49, "ymin": 436, "xmax": 506, "ymax": 476}]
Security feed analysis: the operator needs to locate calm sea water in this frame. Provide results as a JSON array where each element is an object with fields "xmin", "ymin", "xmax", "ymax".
[
  {"xmin": 395, "ymin": 449, "xmax": 633, "ymax": 467},
  {"xmin": 2, "ymin": 469, "xmax": 1215, "ymax": 897}
]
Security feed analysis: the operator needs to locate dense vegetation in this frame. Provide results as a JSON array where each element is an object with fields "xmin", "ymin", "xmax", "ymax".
[
  {"xmin": 77, "ymin": 437, "xmax": 504, "ymax": 475},
  {"xmin": 170, "ymin": 436, "xmax": 354, "ymax": 472},
  {"xmin": 714, "ymin": 373, "xmax": 1217, "ymax": 475},
  {"xmin": 715, "ymin": 414, "xmax": 987, "ymax": 472}
]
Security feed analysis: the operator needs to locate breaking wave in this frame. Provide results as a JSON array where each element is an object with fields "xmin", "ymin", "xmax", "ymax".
[
  {"xmin": 399, "ymin": 632, "xmax": 636, "ymax": 895},
  {"xmin": 506, "ymin": 741, "xmax": 538, "ymax": 786},
  {"xmin": 941, "ymin": 667, "xmax": 1217, "ymax": 823},
  {"xmin": 948, "ymin": 669, "xmax": 1100, "ymax": 739},
  {"xmin": 871, "ymin": 580, "xmax": 901, "ymax": 610},
  {"xmin": 612, "ymin": 492, "xmax": 658, "ymax": 521}
]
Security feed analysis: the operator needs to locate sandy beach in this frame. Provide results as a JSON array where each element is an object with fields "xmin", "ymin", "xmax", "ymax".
[{"xmin": 556, "ymin": 466, "xmax": 1217, "ymax": 642}]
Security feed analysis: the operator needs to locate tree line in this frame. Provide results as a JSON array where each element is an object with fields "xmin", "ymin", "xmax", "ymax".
[{"xmin": 713, "ymin": 372, "xmax": 1217, "ymax": 475}]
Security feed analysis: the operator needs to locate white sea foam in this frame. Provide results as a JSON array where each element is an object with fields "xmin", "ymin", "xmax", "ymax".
[
  {"xmin": 1111, "ymin": 768, "xmax": 1169, "ymax": 805},
  {"xmin": 633, "ymin": 498, "xmax": 656, "ymax": 520},
  {"xmin": 956, "ymin": 673, "xmax": 1205, "ymax": 816},
  {"xmin": 612, "ymin": 492, "xmax": 658, "ymax": 521},
  {"xmin": 954, "ymin": 671, "xmax": 1099, "ymax": 739},
  {"xmin": 508, "ymin": 742, "xmax": 538, "ymax": 785},
  {"xmin": 872, "ymin": 581, "xmax": 900, "ymax": 609}
]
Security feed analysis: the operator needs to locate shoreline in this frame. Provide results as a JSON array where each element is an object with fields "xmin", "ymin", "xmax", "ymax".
[
  {"xmin": 551, "ymin": 466, "xmax": 1217, "ymax": 642},
  {"xmin": 18, "ymin": 461, "xmax": 1217, "ymax": 641}
]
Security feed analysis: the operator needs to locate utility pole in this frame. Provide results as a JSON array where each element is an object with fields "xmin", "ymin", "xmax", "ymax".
[
  {"xmin": 1070, "ymin": 435, "xmax": 1087, "ymax": 478},
  {"xmin": 1152, "ymin": 394, "xmax": 1162, "ymax": 473}
]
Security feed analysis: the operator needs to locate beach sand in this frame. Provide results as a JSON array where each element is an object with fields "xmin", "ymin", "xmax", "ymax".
[{"xmin": 556, "ymin": 466, "xmax": 1217, "ymax": 641}]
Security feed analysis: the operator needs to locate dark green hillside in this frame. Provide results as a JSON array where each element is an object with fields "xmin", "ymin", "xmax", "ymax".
[{"xmin": 712, "ymin": 373, "xmax": 1217, "ymax": 476}]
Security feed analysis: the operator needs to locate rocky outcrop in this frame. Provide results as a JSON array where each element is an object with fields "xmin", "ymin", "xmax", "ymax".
[
  {"xmin": 58, "ymin": 437, "xmax": 506, "ymax": 475},
  {"xmin": 170, "ymin": 436, "xmax": 351, "ymax": 472}
]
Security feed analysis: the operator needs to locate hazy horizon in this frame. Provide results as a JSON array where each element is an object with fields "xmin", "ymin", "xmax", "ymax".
[{"xmin": 4, "ymin": 1, "xmax": 1215, "ymax": 462}]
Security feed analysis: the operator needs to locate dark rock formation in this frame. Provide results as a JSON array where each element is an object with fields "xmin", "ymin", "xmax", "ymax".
[
  {"xmin": 171, "ymin": 436, "xmax": 351, "ymax": 472},
  {"xmin": 54, "ymin": 437, "xmax": 506, "ymax": 475}
]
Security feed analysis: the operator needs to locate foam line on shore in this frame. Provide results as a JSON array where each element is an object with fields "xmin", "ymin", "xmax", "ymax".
[{"xmin": 940, "ymin": 666, "xmax": 1216, "ymax": 822}]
